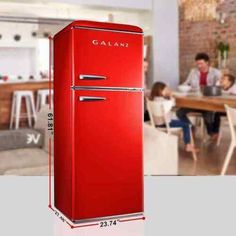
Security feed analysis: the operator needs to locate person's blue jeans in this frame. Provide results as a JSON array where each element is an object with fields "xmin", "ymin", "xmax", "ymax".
[
  {"xmin": 156, "ymin": 119, "xmax": 191, "ymax": 144},
  {"xmin": 176, "ymin": 108, "xmax": 216, "ymax": 136}
]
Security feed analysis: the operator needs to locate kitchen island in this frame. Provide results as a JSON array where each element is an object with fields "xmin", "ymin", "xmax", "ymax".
[{"xmin": 0, "ymin": 80, "xmax": 52, "ymax": 129}]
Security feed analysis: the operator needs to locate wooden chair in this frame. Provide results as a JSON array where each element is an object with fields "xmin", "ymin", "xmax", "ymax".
[
  {"xmin": 146, "ymin": 97, "xmax": 197, "ymax": 161},
  {"xmin": 188, "ymin": 112, "xmax": 205, "ymax": 139},
  {"xmin": 221, "ymin": 105, "xmax": 236, "ymax": 175},
  {"xmin": 189, "ymin": 113, "xmax": 222, "ymax": 146}
]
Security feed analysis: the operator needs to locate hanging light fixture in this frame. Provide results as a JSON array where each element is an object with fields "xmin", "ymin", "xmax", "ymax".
[{"xmin": 179, "ymin": 0, "xmax": 225, "ymax": 22}]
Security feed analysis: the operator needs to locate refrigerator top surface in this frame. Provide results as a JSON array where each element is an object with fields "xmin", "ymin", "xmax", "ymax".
[{"xmin": 55, "ymin": 20, "xmax": 143, "ymax": 37}]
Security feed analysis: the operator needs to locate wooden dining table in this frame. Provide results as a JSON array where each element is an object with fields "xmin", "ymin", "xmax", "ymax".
[{"xmin": 174, "ymin": 92, "xmax": 236, "ymax": 112}]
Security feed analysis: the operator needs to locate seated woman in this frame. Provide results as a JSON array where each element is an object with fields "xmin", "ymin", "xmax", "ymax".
[{"xmin": 149, "ymin": 82, "xmax": 199, "ymax": 153}]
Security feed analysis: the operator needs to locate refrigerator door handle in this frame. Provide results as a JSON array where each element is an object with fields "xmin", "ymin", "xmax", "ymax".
[
  {"xmin": 79, "ymin": 96, "xmax": 106, "ymax": 102},
  {"xmin": 79, "ymin": 74, "xmax": 107, "ymax": 80}
]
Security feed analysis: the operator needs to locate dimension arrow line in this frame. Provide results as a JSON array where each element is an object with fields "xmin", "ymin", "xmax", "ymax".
[
  {"xmin": 70, "ymin": 223, "xmax": 100, "ymax": 229},
  {"xmin": 48, "ymin": 205, "xmax": 72, "ymax": 228},
  {"xmin": 118, "ymin": 216, "xmax": 146, "ymax": 223},
  {"xmin": 65, "ymin": 221, "xmax": 73, "ymax": 228},
  {"xmin": 49, "ymin": 205, "xmax": 55, "ymax": 211},
  {"xmin": 48, "ymin": 36, "xmax": 53, "ymax": 110},
  {"xmin": 47, "ymin": 38, "xmax": 144, "ymax": 228},
  {"xmin": 48, "ymin": 205, "xmax": 99, "ymax": 229},
  {"xmin": 48, "ymin": 35, "xmax": 53, "ymax": 209},
  {"xmin": 48, "ymin": 137, "xmax": 52, "ymax": 208}
]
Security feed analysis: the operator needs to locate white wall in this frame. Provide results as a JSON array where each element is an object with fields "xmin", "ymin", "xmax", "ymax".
[
  {"xmin": 152, "ymin": 0, "xmax": 179, "ymax": 89},
  {"xmin": 53, "ymin": 0, "xmax": 152, "ymax": 10},
  {"xmin": 0, "ymin": 48, "xmax": 36, "ymax": 78},
  {"xmin": 0, "ymin": 22, "xmax": 39, "ymax": 79},
  {"xmin": 0, "ymin": 22, "xmax": 38, "ymax": 48},
  {"xmin": 0, "ymin": 0, "xmax": 181, "ymax": 86},
  {"xmin": 36, "ymin": 39, "xmax": 49, "ymax": 76}
]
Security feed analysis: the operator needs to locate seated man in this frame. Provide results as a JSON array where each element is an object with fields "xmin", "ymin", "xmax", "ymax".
[
  {"xmin": 182, "ymin": 52, "xmax": 222, "ymax": 89},
  {"xmin": 207, "ymin": 74, "xmax": 236, "ymax": 140},
  {"xmin": 177, "ymin": 52, "xmax": 222, "ymax": 137}
]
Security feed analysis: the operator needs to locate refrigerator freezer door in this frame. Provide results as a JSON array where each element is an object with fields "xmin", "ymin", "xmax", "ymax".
[
  {"xmin": 72, "ymin": 89, "xmax": 143, "ymax": 221},
  {"xmin": 72, "ymin": 28, "xmax": 143, "ymax": 88}
]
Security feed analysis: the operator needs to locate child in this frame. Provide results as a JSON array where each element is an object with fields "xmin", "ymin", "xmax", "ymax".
[
  {"xmin": 209, "ymin": 74, "xmax": 236, "ymax": 141},
  {"xmin": 150, "ymin": 82, "xmax": 198, "ymax": 153},
  {"xmin": 219, "ymin": 74, "xmax": 236, "ymax": 95}
]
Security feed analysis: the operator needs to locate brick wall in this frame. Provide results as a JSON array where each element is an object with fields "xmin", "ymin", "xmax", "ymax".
[{"xmin": 179, "ymin": 0, "xmax": 236, "ymax": 83}]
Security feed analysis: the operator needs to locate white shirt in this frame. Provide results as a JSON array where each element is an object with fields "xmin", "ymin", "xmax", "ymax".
[
  {"xmin": 152, "ymin": 97, "xmax": 175, "ymax": 126},
  {"xmin": 222, "ymin": 84, "xmax": 236, "ymax": 95},
  {"xmin": 215, "ymin": 81, "xmax": 236, "ymax": 95},
  {"xmin": 183, "ymin": 67, "xmax": 222, "ymax": 88}
]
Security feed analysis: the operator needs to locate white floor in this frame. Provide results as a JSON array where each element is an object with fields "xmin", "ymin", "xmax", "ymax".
[{"xmin": 1, "ymin": 177, "xmax": 236, "ymax": 236}]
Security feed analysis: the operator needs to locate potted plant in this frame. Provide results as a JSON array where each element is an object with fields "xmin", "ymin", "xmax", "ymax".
[{"xmin": 217, "ymin": 42, "xmax": 230, "ymax": 68}]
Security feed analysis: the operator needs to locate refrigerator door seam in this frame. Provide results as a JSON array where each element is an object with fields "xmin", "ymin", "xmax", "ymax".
[{"xmin": 71, "ymin": 86, "xmax": 144, "ymax": 92}]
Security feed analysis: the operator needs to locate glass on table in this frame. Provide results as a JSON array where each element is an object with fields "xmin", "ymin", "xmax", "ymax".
[{"xmin": 191, "ymin": 80, "xmax": 200, "ymax": 92}]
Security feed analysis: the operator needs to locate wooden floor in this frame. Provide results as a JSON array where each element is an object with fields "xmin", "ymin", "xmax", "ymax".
[{"xmin": 179, "ymin": 124, "xmax": 236, "ymax": 176}]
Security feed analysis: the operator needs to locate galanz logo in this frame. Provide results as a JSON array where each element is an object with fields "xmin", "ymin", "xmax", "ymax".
[{"xmin": 92, "ymin": 39, "xmax": 129, "ymax": 48}]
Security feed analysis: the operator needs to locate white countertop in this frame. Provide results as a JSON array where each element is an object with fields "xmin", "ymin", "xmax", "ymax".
[{"xmin": 0, "ymin": 79, "xmax": 51, "ymax": 85}]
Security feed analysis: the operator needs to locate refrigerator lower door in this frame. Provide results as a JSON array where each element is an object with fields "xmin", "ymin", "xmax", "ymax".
[{"xmin": 72, "ymin": 89, "xmax": 143, "ymax": 221}]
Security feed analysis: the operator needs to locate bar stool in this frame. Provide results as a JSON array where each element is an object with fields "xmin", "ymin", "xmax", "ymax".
[
  {"xmin": 36, "ymin": 89, "xmax": 53, "ymax": 112},
  {"xmin": 10, "ymin": 90, "xmax": 37, "ymax": 129}
]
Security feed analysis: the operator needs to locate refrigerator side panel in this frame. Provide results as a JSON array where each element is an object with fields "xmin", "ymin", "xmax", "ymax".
[
  {"xmin": 54, "ymin": 30, "xmax": 73, "ymax": 219},
  {"xmin": 73, "ymin": 90, "xmax": 143, "ymax": 220}
]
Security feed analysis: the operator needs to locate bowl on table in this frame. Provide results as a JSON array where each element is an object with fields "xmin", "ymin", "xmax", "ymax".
[
  {"xmin": 203, "ymin": 86, "xmax": 222, "ymax": 97},
  {"xmin": 178, "ymin": 85, "xmax": 192, "ymax": 93}
]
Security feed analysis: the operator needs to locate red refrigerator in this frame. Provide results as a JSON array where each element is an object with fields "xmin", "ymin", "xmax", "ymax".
[{"xmin": 54, "ymin": 20, "xmax": 144, "ymax": 223}]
